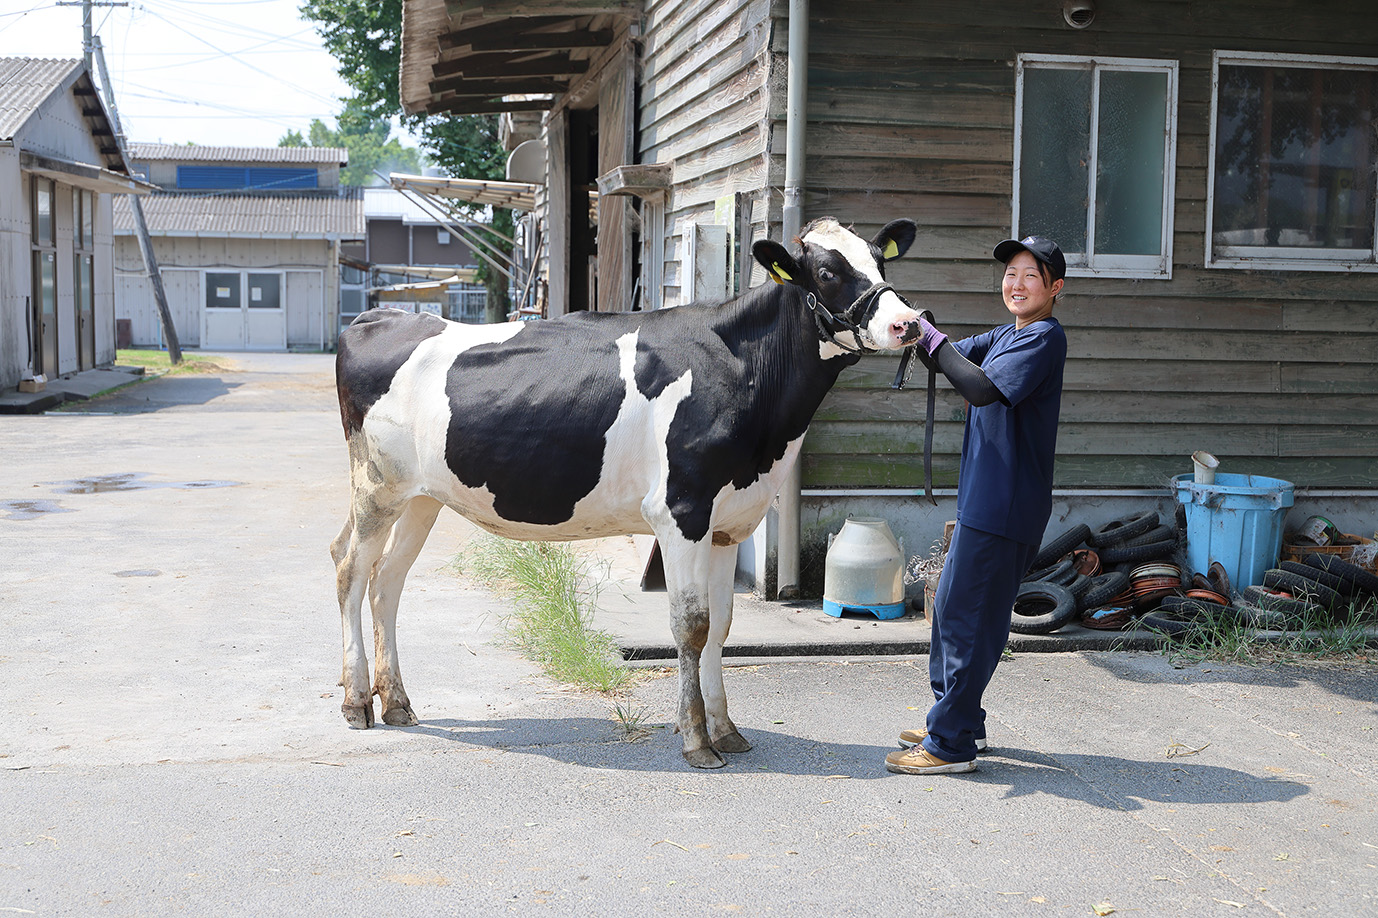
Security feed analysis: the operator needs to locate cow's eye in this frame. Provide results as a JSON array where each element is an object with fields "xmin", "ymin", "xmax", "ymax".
[{"xmin": 818, "ymin": 267, "xmax": 836, "ymax": 283}]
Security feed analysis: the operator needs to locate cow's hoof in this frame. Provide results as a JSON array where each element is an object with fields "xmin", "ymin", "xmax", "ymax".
[
  {"xmin": 713, "ymin": 731, "xmax": 752, "ymax": 754},
  {"xmin": 382, "ymin": 704, "xmax": 418, "ymax": 727},
  {"xmin": 683, "ymin": 746, "xmax": 726, "ymax": 769},
  {"xmin": 342, "ymin": 702, "xmax": 374, "ymax": 729}
]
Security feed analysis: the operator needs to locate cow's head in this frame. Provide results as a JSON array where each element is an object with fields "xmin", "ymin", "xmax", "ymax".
[{"xmin": 753, "ymin": 218, "xmax": 922, "ymax": 353}]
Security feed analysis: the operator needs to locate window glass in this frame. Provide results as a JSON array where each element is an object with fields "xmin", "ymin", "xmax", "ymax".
[
  {"xmin": 207, "ymin": 272, "xmax": 241, "ymax": 309},
  {"xmin": 1019, "ymin": 66, "xmax": 1090, "ymax": 254},
  {"xmin": 1017, "ymin": 57, "xmax": 1176, "ymax": 276},
  {"xmin": 1097, "ymin": 70, "xmax": 1168, "ymax": 256},
  {"xmin": 247, "ymin": 273, "xmax": 281, "ymax": 309},
  {"xmin": 38, "ymin": 252, "xmax": 56, "ymax": 315},
  {"xmin": 34, "ymin": 179, "xmax": 53, "ymax": 246},
  {"xmin": 82, "ymin": 190, "xmax": 94, "ymax": 250},
  {"xmin": 1213, "ymin": 62, "xmax": 1377, "ymax": 255}
]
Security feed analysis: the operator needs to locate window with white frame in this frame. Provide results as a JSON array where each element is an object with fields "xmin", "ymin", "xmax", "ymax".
[
  {"xmin": 1014, "ymin": 54, "xmax": 1179, "ymax": 278},
  {"xmin": 1208, "ymin": 51, "xmax": 1378, "ymax": 271}
]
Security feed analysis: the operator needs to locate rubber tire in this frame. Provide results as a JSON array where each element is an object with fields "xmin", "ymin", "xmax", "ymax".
[
  {"xmin": 1277, "ymin": 560, "xmax": 1347, "ymax": 595},
  {"xmin": 1235, "ymin": 603, "xmax": 1292, "ymax": 631},
  {"xmin": 1242, "ymin": 584, "xmax": 1320, "ymax": 618},
  {"xmin": 1030, "ymin": 524, "xmax": 1092, "ymax": 573},
  {"xmin": 1009, "ymin": 581, "xmax": 1079, "ymax": 635},
  {"xmin": 1261, "ymin": 568, "xmax": 1341, "ymax": 610},
  {"xmin": 1026, "ymin": 558, "xmax": 1077, "ymax": 586},
  {"xmin": 1159, "ymin": 594, "xmax": 1228, "ymax": 617},
  {"xmin": 1099, "ymin": 538, "xmax": 1179, "ymax": 566},
  {"xmin": 1066, "ymin": 572, "xmax": 1091, "ymax": 599},
  {"xmin": 1302, "ymin": 553, "xmax": 1378, "ymax": 598},
  {"xmin": 1078, "ymin": 571, "xmax": 1131, "ymax": 612},
  {"xmin": 1124, "ymin": 524, "xmax": 1176, "ymax": 548},
  {"xmin": 1088, "ymin": 512, "xmax": 1158, "ymax": 548},
  {"xmin": 1140, "ymin": 606, "xmax": 1214, "ymax": 637}
]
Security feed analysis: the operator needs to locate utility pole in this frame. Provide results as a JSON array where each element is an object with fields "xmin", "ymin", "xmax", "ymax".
[{"xmin": 60, "ymin": 0, "xmax": 182, "ymax": 363}]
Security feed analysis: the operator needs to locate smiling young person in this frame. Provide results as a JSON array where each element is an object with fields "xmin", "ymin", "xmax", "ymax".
[{"xmin": 886, "ymin": 236, "xmax": 1068, "ymax": 775}]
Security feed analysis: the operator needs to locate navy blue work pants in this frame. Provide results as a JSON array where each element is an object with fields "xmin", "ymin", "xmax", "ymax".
[{"xmin": 924, "ymin": 522, "xmax": 1038, "ymax": 762}]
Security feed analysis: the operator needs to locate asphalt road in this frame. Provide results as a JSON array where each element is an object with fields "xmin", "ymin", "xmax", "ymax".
[{"xmin": 1, "ymin": 353, "xmax": 1375, "ymax": 917}]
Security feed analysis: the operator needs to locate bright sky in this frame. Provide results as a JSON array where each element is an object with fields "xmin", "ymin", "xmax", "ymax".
[{"xmin": 0, "ymin": 0, "xmax": 399, "ymax": 149}]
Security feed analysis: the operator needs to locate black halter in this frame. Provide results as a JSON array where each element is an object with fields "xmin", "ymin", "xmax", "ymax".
[{"xmin": 803, "ymin": 281, "xmax": 904, "ymax": 355}]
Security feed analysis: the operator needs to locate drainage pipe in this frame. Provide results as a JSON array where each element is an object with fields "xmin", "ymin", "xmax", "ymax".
[{"xmin": 776, "ymin": 0, "xmax": 809, "ymax": 599}]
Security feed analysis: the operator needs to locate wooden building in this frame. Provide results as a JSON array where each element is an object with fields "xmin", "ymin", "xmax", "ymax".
[
  {"xmin": 398, "ymin": 0, "xmax": 1378, "ymax": 592},
  {"xmin": 113, "ymin": 144, "xmax": 364, "ymax": 352},
  {"xmin": 0, "ymin": 57, "xmax": 146, "ymax": 392}
]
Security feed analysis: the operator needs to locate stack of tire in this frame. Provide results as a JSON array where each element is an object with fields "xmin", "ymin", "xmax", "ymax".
[
  {"xmin": 1233, "ymin": 554, "xmax": 1378, "ymax": 630},
  {"xmin": 1011, "ymin": 511, "xmax": 1180, "ymax": 635}
]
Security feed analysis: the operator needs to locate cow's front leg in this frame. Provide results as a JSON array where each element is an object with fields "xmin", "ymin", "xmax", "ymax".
[
  {"xmin": 368, "ymin": 495, "xmax": 442, "ymax": 726},
  {"xmin": 659, "ymin": 535, "xmax": 724, "ymax": 769},
  {"xmin": 703, "ymin": 542, "xmax": 750, "ymax": 753}
]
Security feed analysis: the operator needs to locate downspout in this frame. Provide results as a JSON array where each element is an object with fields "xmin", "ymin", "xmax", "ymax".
[{"xmin": 776, "ymin": 0, "xmax": 809, "ymax": 600}]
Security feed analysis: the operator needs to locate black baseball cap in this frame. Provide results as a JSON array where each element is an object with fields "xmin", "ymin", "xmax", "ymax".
[{"xmin": 994, "ymin": 235, "xmax": 1066, "ymax": 282}]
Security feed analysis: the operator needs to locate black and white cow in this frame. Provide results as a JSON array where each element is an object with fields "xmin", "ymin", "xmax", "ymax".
[{"xmin": 331, "ymin": 217, "xmax": 921, "ymax": 768}]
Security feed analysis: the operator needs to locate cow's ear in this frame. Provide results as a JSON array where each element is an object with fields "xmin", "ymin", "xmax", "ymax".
[
  {"xmin": 874, "ymin": 219, "xmax": 917, "ymax": 261},
  {"xmin": 753, "ymin": 240, "xmax": 803, "ymax": 286}
]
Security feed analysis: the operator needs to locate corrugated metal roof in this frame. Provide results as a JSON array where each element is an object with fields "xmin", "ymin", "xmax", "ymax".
[
  {"xmin": 0, "ymin": 57, "xmax": 81, "ymax": 140},
  {"xmin": 112, "ymin": 187, "xmax": 365, "ymax": 239},
  {"xmin": 128, "ymin": 143, "xmax": 349, "ymax": 165}
]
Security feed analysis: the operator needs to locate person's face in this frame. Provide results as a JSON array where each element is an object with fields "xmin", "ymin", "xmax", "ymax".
[{"xmin": 1002, "ymin": 250, "xmax": 1062, "ymax": 329}]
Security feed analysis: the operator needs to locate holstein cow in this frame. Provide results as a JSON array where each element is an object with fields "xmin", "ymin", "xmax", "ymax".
[{"xmin": 331, "ymin": 217, "xmax": 922, "ymax": 768}]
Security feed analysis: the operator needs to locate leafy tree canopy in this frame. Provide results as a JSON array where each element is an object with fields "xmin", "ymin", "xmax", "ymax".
[
  {"xmin": 278, "ymin": 100, "xmax": 423, "ymax": 186},
  {"xmin": 298, "ymin": 0, "xmax": 514, "ymax": 319}
]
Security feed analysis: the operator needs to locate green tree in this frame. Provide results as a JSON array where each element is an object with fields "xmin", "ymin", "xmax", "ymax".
[
  {"xmin": 279, "ymin": 101, "xmax": 423, "ymax": 186},
  {"xmin": 300, "ymin": 0, "xmax": 512, "ymax": 321}
]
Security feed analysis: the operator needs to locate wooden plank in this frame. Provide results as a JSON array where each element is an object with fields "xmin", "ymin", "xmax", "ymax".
[
  {"xmin": 806, "ymin": 158, "xmax": 1010, "ymax": 195},
  {"xmin": 800, "ymin": 122, "xmax": 1011, "ymax": 163},
  {"xmin": 808, "ymin": 88, "xmax": 1009, "ymax": 128},
  {"xmin": 801, "ymin": 191, "xmax": 1009, "ymax": 228}
]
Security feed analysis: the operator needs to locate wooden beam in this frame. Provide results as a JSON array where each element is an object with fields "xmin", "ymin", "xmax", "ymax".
[
  {"xmin": 446, "ymin": 1, "xmax": 634, "ymax": 14},
  {"xmin": 427, "ymin": 76, "xmax": 568, "ymax": 96},
  {"xmin": 468, "ymin": 29, "xmax": 613, "ymax": 52},
  {"xmin": 425, "ymin": 97, "xmax": 556, "ymax": 116},
  {"xmin": 438, "ymin": 15, "xmax": 566, "ymax": 50},
  {"xmin": 431, "ymin": 52, "xmax": 588, "ymax": 80}
]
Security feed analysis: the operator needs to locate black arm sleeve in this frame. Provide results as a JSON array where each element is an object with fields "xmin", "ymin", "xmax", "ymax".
[{"xmin": 934, "ymin": 341, "xmax": 1008, "ymax": 407}]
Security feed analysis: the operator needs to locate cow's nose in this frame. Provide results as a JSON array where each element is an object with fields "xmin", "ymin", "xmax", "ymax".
[{"xmin": 894, "ymin": 318, "xmax": 921, "ymax": 344}]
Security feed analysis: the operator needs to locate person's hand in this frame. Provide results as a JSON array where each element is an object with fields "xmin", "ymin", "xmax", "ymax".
[{"xmin": 917, "ymin": 316, "xmax": 948, "ymax": 357}]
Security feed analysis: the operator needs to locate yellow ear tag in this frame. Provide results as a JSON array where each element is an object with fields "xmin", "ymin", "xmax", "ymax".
[
  {"xmin": 882, "ymin": 239, "xmax": 899, "ymax": 259},
  {"xmin": 771, "ymin": 262, "xmax": 793, "ymax": 283}
]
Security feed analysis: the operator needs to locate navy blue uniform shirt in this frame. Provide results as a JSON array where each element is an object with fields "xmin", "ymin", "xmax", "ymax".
[{"xmin": 952, "ymin": 317, "xmax": 1067, "ymax": 546}]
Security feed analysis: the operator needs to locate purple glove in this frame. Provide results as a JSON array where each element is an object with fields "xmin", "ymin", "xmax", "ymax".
[{"xmin": 917, "ymin": 317, "xmax": 948, "ymax": 357}]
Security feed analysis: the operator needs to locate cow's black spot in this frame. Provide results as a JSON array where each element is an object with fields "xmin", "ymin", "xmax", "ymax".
[
  {"xmin": 335, "ymin": 310, "xmax": 447, "ymax": 437},
  {"xmin": 634, "ymin": 284, "xmax": 857, "ymax": 543},
  {"xmin": 444, "ymin": 313, "xmax": 629, "ymax": 525}
]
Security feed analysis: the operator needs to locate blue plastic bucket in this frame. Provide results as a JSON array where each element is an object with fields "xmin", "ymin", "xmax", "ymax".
[{"xmin": 1173, "ymin": 473, "xmax": 1294, "ymax": 591}]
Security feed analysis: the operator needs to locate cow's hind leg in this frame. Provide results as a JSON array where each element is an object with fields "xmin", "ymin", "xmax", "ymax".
[
  {"xmin": 658, "ymin": 535, "xmax": 724, "ymax": 769},
  {"xmin": 368, "ymin": 495, "xmax": 443, "ymax": 726},
  {"xmin": 335, "ymin": 469, "xmax": 405, "ymax": 729},
  {"xmin": 703, "ymin": 542, "xmax": 750, "ymax": 753}
]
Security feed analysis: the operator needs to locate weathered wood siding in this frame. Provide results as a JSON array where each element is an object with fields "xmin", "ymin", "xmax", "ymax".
[
  {"xmin": 640, "ymin": 0, "xmax": 776, "ymax": 304},
  {"xmin": 790, "ymin": 0, "xmax": 1378, "ymax": 491}
]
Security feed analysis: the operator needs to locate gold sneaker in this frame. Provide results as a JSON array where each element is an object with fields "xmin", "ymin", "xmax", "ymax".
[
  {"xmin": 898, "ymin": 727, "xmax": 988, "ymax": 753},
  {"xmin": 885, "ymin": 746, "xmax": 976, "ymax": 775}
]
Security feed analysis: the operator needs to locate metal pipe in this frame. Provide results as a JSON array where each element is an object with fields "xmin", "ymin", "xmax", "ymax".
[{"xmin": 776, "ymin": 0, "xmax": 809, "ymax": 600}]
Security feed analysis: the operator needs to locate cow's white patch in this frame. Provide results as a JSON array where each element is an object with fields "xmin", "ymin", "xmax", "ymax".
[{"xmin": 802, "ymin": 219, "xmax": 920, "ymax": 352}]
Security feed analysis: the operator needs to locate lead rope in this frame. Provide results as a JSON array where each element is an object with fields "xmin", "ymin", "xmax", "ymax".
[{"xmin": 891, "ymin": 310, "xmax": 938, "ymax": 506}]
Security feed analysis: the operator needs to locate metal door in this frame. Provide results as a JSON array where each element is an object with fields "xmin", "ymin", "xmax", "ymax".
[
  {"xmin": 203, "ymin": 272, "xmax": 244, "ymax": 349},
  {"xmin": 244, "ymin": 273, "xmax": 285, "ymax": 350},
  {"xmin": 77, "ymin": 253, "xmax": 95, "ymax": 369},
  {"xmin": 33, "ymin": 251, "xmax": 57, "ymax": 377}
]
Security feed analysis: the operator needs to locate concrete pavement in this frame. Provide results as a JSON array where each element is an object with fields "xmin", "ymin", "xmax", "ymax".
[{"xmin": 1, "ymin": 353, "xmax": 1374, "ymax": 917}]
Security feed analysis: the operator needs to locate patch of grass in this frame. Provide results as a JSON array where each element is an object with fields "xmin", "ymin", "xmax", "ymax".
[
  {"xmin": 457, "ymin": 535, "xmax": 631, "ymax": 695},
  {"xmin": 1160, "ymin": 595, "xmax": 1378, "ymax": 667},
  {"xmin": 116, "ymin": 348, "xmax": 231, "ymax": 375}
]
